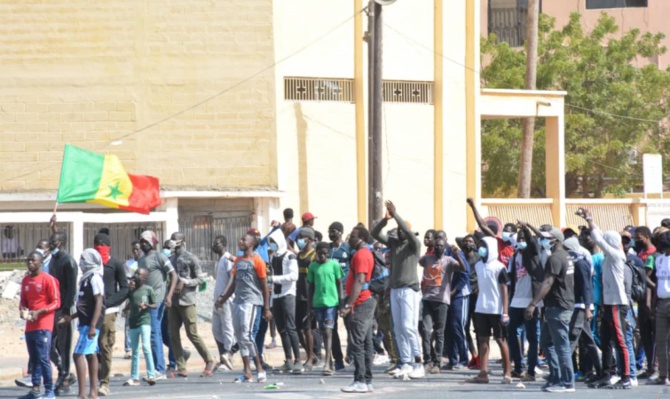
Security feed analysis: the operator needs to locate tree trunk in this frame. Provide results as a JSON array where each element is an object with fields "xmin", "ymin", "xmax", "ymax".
[{"xmin": 517, "ymin": 0, "xmax": 539, "ymax": 198}]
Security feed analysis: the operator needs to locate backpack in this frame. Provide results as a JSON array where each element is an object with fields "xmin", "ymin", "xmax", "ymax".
[
  {"xmin": 625, "ymin": 259, "xmax": 647, "ymax": 303},
  {"xmin": 362, "ymin": 251, "xmax": 390, "ymax": 294}
]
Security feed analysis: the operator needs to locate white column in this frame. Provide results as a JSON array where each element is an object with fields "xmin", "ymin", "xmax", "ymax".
[
  {"xmin": 71, "ymin": 217, "xmax": 84, "ymax": 265},
  {"xmin": 164, "ymin": 198, "xmax": 179, "ymax": 236}
]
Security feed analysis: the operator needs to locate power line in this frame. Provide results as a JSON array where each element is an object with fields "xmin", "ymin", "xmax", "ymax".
[{"xmin": 384, "ymin": 23, "xmax": 664, "ymax": 125}]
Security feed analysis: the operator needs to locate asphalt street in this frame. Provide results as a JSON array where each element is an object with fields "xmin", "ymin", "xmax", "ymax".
[{"xmin": 1, "ymin": 364, "xmax": 669, "ymax": 399}]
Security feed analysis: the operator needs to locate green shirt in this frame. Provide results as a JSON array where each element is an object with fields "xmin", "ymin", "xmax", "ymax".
[
  {"xmin": 128, "ymin": 285, "xmax": 156, "ymax": 329},
  {"xmin": 307, "ymin": 260, "xmax": 343, "ymax": 308}
]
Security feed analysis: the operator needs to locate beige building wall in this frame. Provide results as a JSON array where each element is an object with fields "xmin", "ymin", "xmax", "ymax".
[
  {"xmin": 0, "ymin": 0, "xmax": 277, "ymax": 193},
  {"xmin": 273, "ymin": 0, "xmax": 471, "ymax": 238}
]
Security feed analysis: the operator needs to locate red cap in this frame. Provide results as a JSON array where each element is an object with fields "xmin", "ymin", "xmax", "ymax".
[
  {"xmin": 302, "ymin": 212, "xmax": 317, "ymax": 221},
  {"xmin": 247, "ymin": 228, "xmax": 260, "ymax": 236}
]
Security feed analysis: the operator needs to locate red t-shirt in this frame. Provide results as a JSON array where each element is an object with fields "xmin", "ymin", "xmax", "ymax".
[
  {"xmin": 20, "ymin": 272, "xmax": 61, "ymax": 333},
  {"xmin": 346, "ymin": 247, "xmax": 374, "ymax": 306},
  {"xmin": 496, "ymin": 237, "xmax": 514, "ymax": 267}
]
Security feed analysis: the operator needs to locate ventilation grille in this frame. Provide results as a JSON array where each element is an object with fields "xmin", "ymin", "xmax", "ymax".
[
  {"xmin": 284, "ymin": 77, "xmax": 354, "ymax": 102},
  {"xmin": 284, "ymin": 77, "xmax": 434, "ymax": 104}
]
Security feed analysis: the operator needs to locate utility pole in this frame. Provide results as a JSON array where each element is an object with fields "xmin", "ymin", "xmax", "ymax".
[
  {"xmin": 367, "ymin": 0, "xmax": 383, "ymax": 227},
  {"xmin": 517, "ymin": 0, "xmax": 539, "ymax": 198}
]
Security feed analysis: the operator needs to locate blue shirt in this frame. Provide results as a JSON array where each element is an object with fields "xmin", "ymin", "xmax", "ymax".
[
  {"xmin": 592, "ymin": 252, "xmax": 604, "ymax": 306},
  {"xmin": 444, "ymin": 247, "xmax": 471, "ymax": 297},
  {"xmin": 329, "ymin": 242, "xmax": 351, "ymax": 282}
]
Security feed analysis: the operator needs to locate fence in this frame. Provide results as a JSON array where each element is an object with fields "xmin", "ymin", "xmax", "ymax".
[
  {"xmin": 179, "ymin": 214, "xmax": 252, "ymax": 270},
  {"xmin": 83, "ymin": 222, "xmax": 165, "ymax": 262},
  {"xmin": 0, "ymin": 223, "xmax": 73, "ymax": 270}
]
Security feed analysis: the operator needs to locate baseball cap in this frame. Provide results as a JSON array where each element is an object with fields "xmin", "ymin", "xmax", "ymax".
[
  {"xmin": 302, "ymin": 212, "xmax": 317, "ymax": 222},
  {"xmin": 299, "ymin": 227, "xmax": 315, "ymax": 240},
  {"xmin": 548, "ymin": 227, "xmax": 565, "ymax": 243}
]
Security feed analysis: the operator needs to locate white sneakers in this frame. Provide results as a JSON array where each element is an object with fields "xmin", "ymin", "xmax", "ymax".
[
  {"xmin": 408, "ymin": 364, "xmax": 425, "ymax": 379},
  {"xmin": 391, "ymin": 364, "xmax": 413, "ymax": 378},
  {"xmin": 341, "ymin": 381, "xmax": 370, "ymax": 393},
  {"xmin": 373, "ymin": 354, "xmax": 390, "ymax": 366}
]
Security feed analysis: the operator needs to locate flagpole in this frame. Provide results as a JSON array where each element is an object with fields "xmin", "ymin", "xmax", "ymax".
[{"xmin": 50, "ymin": 202, "xmax": 59, "ymax": 233}]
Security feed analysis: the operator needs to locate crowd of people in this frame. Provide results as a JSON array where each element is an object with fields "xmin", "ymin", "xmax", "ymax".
[{"xmin": 14, "ymin": 199, "xmax": 670, "ymax": 398}]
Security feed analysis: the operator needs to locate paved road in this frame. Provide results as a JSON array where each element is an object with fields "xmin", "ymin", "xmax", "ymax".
[{"xmin": 1, "ymin": 364, "xmax": 668, "ymax": 399}]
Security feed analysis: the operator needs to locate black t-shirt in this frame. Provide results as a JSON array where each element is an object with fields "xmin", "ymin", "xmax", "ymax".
[
  {"xmin": 296, "ymin": 250, "xmax": 315, "ymax": 302},
  {"xmin": 543, "ymin": 248, "xmax": 575, "ymax": 310}
]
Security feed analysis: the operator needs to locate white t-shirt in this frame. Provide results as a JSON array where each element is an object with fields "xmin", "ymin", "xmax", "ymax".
[
  {"xmin": 214, "ymin": 257, "xmax": 233, "ymax": 298},
  {"xmin": 511, "ymin": 254, "xmax": 533, "ymax": 309},
  {"xmin": 475, "ymin": 259, "xmax": 509, "ymax": 315},
  {"xmin": 656, "ymin": 254, "xmax": 670, "ymax": 299}
]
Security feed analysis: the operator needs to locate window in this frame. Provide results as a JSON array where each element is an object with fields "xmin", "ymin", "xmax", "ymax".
[
  {"xmin": 586, "ymin": 0, "xmax": 647, "ymax": 9},
  {"xmin": 488, "ymin": 0, "xmax": 542, "ymax": 47},
  {"xmin": 284, "ymin": 77, "xmax": 434, "ymax": 104}
]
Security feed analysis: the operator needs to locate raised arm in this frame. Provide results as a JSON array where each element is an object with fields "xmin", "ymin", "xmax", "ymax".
[
  {"xmin": 371, "ymin": 218, "xmax": 389, "ymax": 246},
  {"xmin": 386, "ymin": 200, "xmax": 420, "ymax": 251},
  {"xmin": 467, "ymin": 198, "xmax": 495, "ymax": 237}
]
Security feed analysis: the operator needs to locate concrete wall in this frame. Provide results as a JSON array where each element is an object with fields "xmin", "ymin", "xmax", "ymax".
[
  {"xmin": 273, "ymin": 0, "xmax": 470, "ymax": 238},
  {"xmin": 0, "ymin": 0, "xmax": 277, "ymax": 192}
]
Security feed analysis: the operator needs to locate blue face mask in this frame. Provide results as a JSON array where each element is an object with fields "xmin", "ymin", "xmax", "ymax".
[
  {"xmin": 502, "ymin": 232, "xmax": 512, "ymax": 242},
  {"xmin": 269, "ymin": 242, "xmax": 279, "ymax": 253},
  {"xmin": 297, "ymin": 239, "xmax": 307, "ymax": 250},
  {"xmin": 477, "ymin": 247, "xmax": 488, "ymax": 259},
  {"xmin": 162, "ymin": 249, "xmax": 171, "ymax": 257},
  {"xmin": 516, "ymin": 241, "xmax": 527, "ymax": 250},
  {"xmin": 539, "ymin": 239, "xmax": 552, "ymax": 250},
  {"xmin": 51, "ymin": 247, "xmax": 59, "ymax": 256}
]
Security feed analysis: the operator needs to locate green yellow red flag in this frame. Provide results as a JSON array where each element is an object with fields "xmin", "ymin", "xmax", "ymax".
[{"xmin": 56, "ymin": 144, "xmax": 161, "ymax": 214}]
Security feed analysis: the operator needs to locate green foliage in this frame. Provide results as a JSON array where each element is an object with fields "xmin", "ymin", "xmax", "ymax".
[{"xmin": 481, "ymin": 12, "xmax": 669, "ymax": 198}]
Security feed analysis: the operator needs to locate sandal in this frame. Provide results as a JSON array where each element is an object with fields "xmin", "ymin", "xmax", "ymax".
[
  {"xmin": 465, "ymin": 375, "xmax": 490, "ymax": 384},
  {"xmin": 233, "ymin": 375, "xmax": 253, "ymax": 383},
  {"xmin": 200, "ymin": 361, "xmax": 216, "ymax": 377},
  {"xmin": 123, "ymin": 379, "xmax": 140, "ymax": 386},
  {"xmin": 176, "ymin": 370, "xmax": 189, "ymax": 378},
  {"xmin": 146, "ymin": 378, "xmax": 156, "ymax": 386},
  {"xmin": 257, "ymin": 371, "xmax": 267, "ymax": 383}
]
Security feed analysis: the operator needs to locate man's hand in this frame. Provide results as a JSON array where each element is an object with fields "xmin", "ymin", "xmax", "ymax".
[
  {"xmin": 263, "ymin": 308, "xmax": 273, "ymax": 321},
  {"xmin": 165, "ymin": 297, "xmax": 172, "ymax": 308},
  {"xmin": 340, "ymin": 306, "xmax": 351, "ymax": 318},
  {"xmin": 87, "ymin": 326, "xmax": 96, "ymax": 339},
  {"xmin": 139, "ymin": 303, "xmax": 147, "ymax": 311},
  {"xmin": 215, "ymin": 297, "xmax": 225, "ymax": 309},
  {"xmin": 524, "ymin": 304, "xmax": 536, "ymax": 320},
  {"xmin": 384, "ymin": 200, "xmax": 396, "ymax": 219},
  {"xmin": 58, "ymin": 315, "xmax": 71, "ymax": 326},
  {"xmin": 501, "ymin": 313, "xmax": 510, "ymax": 326},
  {"xmin": 50, "ymin": 214, "xmax": 57, "ymax": 228},
  {"xmin": 271, "ymin": 220, "xmax": 280, "ymax": 228},
  {"xmin": 450, "ymin": 245, "xmax": 460, "ymax": 254},
  {"xmin": 517, "ymin": 220, "xmax": 527, "ymax": 229},
  {"xmin": 28, "ymin": 310, "xmax": 41, "ymax": 321},
  {"xmin": 586, "ymin": 308, "xmax": 593, "ymax": 322}
]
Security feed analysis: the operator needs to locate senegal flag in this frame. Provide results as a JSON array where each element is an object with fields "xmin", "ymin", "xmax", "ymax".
[{"xmin": 56, "ymin": 145, "xmax": 161, "ymax": 214}]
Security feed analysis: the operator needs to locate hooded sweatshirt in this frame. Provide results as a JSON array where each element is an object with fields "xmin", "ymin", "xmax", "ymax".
[
  {"xmin": 268, "ymin": 228, "xmax": 298, "ymax": 299},
  {"xmin": 591, "ymin": 228, "xmax": 627, "ymax": 305},
  {"xmin": 77, "ymin": 248, "xmax": 105, "ymax": 329},
  {"xmin": 474, "ymin": 237, "xmax": 509, "ymax": 315},
  {"xmin": 509, "ymin": 226, "xmax": 545, "ymax": 309}
]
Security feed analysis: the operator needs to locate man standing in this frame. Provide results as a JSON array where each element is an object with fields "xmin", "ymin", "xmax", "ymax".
[
  {"xmin": 579, "ymin": 209, "xmax": 633, "ymax": 389},
  {"xmin": 123, "ymin": 241, "xmax": 141, "ymax": 359},
  {"xmin": 340, "ymin": 226, "xmax": 377, "ymax": 393},
  {"xmin": 211, "ymin": 235, "xmax": 236, "ymax": 371},
  {"xmin": 288, "ymin": 212, "xmax": 318, "ymax": 246},
  {"xmin": 418, "ymin": 239, "xmax": 466, "ymax": 373},
  {"xmin": 48, "ymin": 230, "xmax": 78, "ymax": 395},
  {"xmin": 168, "ymin": 232, "xmax": 215, "ymax": 376},
  {"xmin": 267, "ymin": 229, "xmax": 302, "ymax": 374},
  {"xmin": 19, "ymin": 251, "xmax": 61, "ymax": 399},
  {"xmin": 94, "ymin": 232, "xmax": 129, "ymax": 396},
  {"xmin": 138, "ymin": 230, "xmax": 177, "ymax": 380},
  {"xmin": 467, "ymin": 199, "xmax": 514, "ymax": 266},
  {"xmin": 295, "ymin": 228, "xmax": 321, "ymax": 370},
  {"xmin": 635, "ymin": 226, "xmax": 658, "ymax": 380},
  {"xmin": 650, "ymin": 231, "xmax": 670, "ymax": 386},
  {"xmin": 507, "ymin": 223, "xmax": 544, "ymax": 382},
  {"xmin": 216, "ymin": 233, "xmax": 272, "ymax": 383},
  {"xmin": 525, "ymin": 227, "xmax": 575, "ymax": 393},
  {"xmin": 327, "ymin": 221, "xmax": 350, "ymax": 371},
  {"xmin": 371, "ymin": 200, "xmax": 423, "ymax": 379}
]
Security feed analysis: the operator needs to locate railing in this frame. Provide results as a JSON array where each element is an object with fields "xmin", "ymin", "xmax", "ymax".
[{"xmin": 480, "ymin": 199, "xmax": 554, "ymax": 227}]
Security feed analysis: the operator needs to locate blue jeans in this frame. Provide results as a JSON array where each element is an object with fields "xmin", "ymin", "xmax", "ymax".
[
  {"xmin": 26, "ymin": 330, "xmax": 53, "ymax": 393},
  {"xmin": 508, "ymin": 307, "xmax": 539, "ymax": 375},
  {"xmin": 541, "ymin": 307, "xmax": 574, "ymax": 387},
  {"xmin": 149, "ymin": 302, "xmax": 166, "ymax": 373},
  {"xmin": 616, "ymin": 309, "xmax": 637, "ymax": 379},
  {"xmin": 130, "ymin": 325, "xmax": 156, "ymax": 381},
  {"xmin": 161, "ymin": 304, "xmax": 176, "ymax": 369},
  {"xmin": 445, "ymin": 295, "xmax": 469, "ymax": 366},
  {"xmin": 124, "ymin": 316, "xmax": 131, "ymax": 353},
  {"xmin": 255, "ymin": 313, "xmax": 267, "ymax": 359}
]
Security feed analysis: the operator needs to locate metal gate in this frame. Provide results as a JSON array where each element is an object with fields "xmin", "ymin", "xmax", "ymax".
[
  {"xmin": 179, "ymin": 214, "xmax": 252, "ymax": 263},
  {"xmin": 84, "ymin": 223, "xmax": 164, "ymax": 262},
  {"xmin": 0, "ymin": 223, "xmax": 73, "ymax": 269}
]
